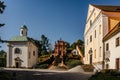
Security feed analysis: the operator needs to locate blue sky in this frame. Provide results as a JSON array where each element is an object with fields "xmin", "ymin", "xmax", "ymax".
[{"xmin": 1, "ymin": 0, "xmax": 120, "ymax": 50}]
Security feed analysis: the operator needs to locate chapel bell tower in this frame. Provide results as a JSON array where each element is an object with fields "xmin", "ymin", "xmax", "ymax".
[{"xmin": 20, "ymin": 25, "xmax": 28, "ymax": 36}]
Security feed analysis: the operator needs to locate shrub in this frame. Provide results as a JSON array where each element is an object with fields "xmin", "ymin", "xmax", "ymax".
[
  {"xmin": 81, "ymin": 64, "xmax": 94, "ymax": 72},
  {"xmin": 67, "ymin": 59, "xmax": 82, "ymax": 68},
  {"xmin": 89, "ymin": 69, "xmax": 120, "ymax": 80},
  {"xmin": 36, "ymin": 64, "xmax": 49, "ymax": 69}
]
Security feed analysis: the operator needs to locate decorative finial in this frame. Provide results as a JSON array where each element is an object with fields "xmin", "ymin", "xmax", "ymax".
[{"xmin": 60, "ymin": 37, "xmax": 62, "ymax": 41}]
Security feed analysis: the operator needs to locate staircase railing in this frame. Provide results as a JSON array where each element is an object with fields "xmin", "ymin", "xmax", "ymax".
[{"xmin": 92, "ymin": 63, "xmax": 102, "ymax": 72}]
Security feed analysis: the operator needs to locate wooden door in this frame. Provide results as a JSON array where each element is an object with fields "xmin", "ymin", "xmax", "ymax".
[
  {"xmin": 90, "ymin": 54, "xmax": 92, "ymax": 64},
  {"xmin": 116, "ymin": 58, "xmax": 119, "ymax": 70}
]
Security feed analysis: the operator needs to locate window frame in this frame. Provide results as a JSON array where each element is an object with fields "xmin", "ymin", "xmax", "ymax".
[
  {"xmin": 99, "ymin": 47, "xmax": 102, "ymax": 57},
  {"xmin": 116, "ymin": 37, "xmax": 120, "ymax": 47},
  {"xmin": 90, "ymin": 35, "xmax": 92, "ymax": 42},
  {"xmin": 14, "ymin": 48, "xmax": 21, "ymax": 54},
  {"xmin": 106, "ymin": 43, "xmax": 109, "ymax": 51},
  {"xmin": 33, "ymin": 51, "xmax": 35, "ymax": 56},
  {"xmin": 99, "ymin": 25, "xmax": 101, "ymax": 34}
]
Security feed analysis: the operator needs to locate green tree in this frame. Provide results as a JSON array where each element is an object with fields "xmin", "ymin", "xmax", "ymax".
[
  {"xmin": 0, "ymin": 50, "xmax": 6, "ymax": 55},
  {"xmin": 0, "ymin": 1, "xmax": 6, "ymax": 48},
  {"xmin": 28, "ymin": 35, "xmax": 51, "ymax": 56},
  {"xmin": 71, "ymin": 42, "xmax": 77, "ymax": 50},
  {"xmin": 40, "ymin": 35, "xmax": 48, "ymax": 55},
  {"xmin": 65, "ymin": 41, "xmax": 72, "ymax": 53},
  {"xmin": 71, "ymin": 39, "xmax": 84, "ymax": 54},
  {"xmin": 0, "ymin": 50, "xmax": 6, "ymax": 67},
  {"xmin": 0, "ymin": 1, "xmax": 6, "ymax": 27},
  {"xmin": 65, "ymin": 41, "xmax": 70, "ymax": 49},
  {"xmin": 37, "ymin": 34, "xmax": 52, "ymax": 56}
]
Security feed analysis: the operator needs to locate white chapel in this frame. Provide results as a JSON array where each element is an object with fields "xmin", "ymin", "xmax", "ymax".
[{"xmin": 6, "ymin": 25, "xmax": 38, "ymax": 68}]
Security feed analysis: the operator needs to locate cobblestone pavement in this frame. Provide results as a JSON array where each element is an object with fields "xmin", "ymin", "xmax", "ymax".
[{"xmin": 1, "ymin": 68, "xmax": 94, "ymax": 80}]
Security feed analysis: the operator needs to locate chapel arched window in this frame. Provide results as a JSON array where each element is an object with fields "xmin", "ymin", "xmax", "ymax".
[{"xmin": 15, "ymin": 48, "xmax": 21, "ymax": 54}]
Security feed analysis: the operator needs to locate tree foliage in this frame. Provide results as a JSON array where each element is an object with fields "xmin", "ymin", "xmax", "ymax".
[
  {"xmin": 39, "ymin": 34, "xmax": 51, "ymax": 55},
  {"xmin": 33, "ymin": 34, "xmax": 52, "ymax": 56},
  {"xmin": 0, "ymin": 1, "xmax": 6, "ymax": 46},
  {"xmin": 71, "ymin": 39, "xmax": 84, "ymax": 50},
  {"xmin": 0, "ymin": 50, "xmax": 6, "ymax": 67},
  {"xmin": 65, "ymin": 41, "xmax": 70, "ymax": 49},
  {"xmin": 71, "ymin": 39, "xmax": 84, "ymax": 54},
  {"xmin": 0, "ymin": 1, "xmax": 6, "ymax": 27}
]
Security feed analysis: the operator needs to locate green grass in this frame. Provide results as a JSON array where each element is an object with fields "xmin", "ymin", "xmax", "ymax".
[
  {"xmin": 38, "ymin": 54, "xmax": 51, "ymax": 63},
  {"xmin": 66, "ymin": 59, "xmax": 82, "ymax": 68},
  {"xmin": 37, "ymin": 54, "xmax": 82, "ymax": 69},
  {"xmin": 35, "ymin": 64, "xmax": 49, "ymax": 69},
  {"xmin": 36, "ymin": 54, "xmax": 54, "ymax": 69}
]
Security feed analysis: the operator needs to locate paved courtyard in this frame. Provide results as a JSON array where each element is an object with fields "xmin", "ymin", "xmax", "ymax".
[{"xmin": 1, "ymin": 68, "xmax": 94, "ymax": 80}]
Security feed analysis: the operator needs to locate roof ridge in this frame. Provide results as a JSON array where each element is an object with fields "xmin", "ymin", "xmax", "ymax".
[
  {"xmin": 91, "ymin": 4, "xmax": 120, "ymax": 12},
  {"xmin": 91, "ymin": 4, "xmax": 120, "ymax": 7}
]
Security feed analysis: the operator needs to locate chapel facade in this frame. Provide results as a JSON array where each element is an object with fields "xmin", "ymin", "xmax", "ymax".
[{"xmin": 6, "ymin": 25, "xmax": 38, "ymax": 68}]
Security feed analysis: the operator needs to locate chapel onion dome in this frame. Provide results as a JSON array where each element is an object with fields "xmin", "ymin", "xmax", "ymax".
[
  {"xmin": 20, "ymin": 25, "xmax": 28, "ymax": 31},
  {"xmin": 20, "ymin": 25, "xmax": 28, "ymax": 36}
]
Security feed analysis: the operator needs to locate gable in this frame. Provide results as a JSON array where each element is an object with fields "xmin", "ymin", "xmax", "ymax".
[
  {"xmin": 86, "ymin": 4, "xmax": 95, "ymax": 21},
  {"xmin": 84, "ymin": 4, "xmax": 101, "ymax": 35}
]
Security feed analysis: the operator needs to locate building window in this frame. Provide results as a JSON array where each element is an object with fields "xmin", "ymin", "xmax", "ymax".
[
  {"xmin": 106, "ymin": 43, "xmax": 109, "ymax": 51},
  {"xmin": 116, "ymin": 37, "xmax": 120, "ymax": 47},
  {"xmin": 99, "ymin": 25, "xmax": 101, "ymax": 34},
  {"xmin": 90, "ymin": 35, "xmax": 92, "ymax": 42},
  {"xmin": 95, "ymin": 30, "xmax": 96, "ymax": 38},
  {"xmin": 22, "ymin": 30, "xmax": 23, "ymax": 35},
  {"xmin": 99, "ymin": 47, "xmax": 101, "ymax": 57},
  {"xmin": 90, "ymin": 20, "xmax": 92, "ymax": 26},
  {"xmin": 94, "ymin": 49, "xmax": 96, "ymax": 58},
  {"xmin": 33, "ymin": 51, "xmax": 35, "ymax": 56},
  {"xmin": 15, "ymin": 48, "xmax": 21, "ymax": 54},
  {"xmin": 26, "ymin": 32, "xmax": 27, "ymax": 35},
  {"xmin": 116, "ymin": 58, "xmax": 120, "ymax": 69}
]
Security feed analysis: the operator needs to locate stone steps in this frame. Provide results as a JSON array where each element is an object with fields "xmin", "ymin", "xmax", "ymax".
[{"xmin": 68, "ymin": 65, "xmax": 84, "ymax": 72}]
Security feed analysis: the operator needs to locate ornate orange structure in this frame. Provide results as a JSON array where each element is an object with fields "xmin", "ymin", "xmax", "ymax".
[
  {"xmin": 53, "ymin": 38, "xmax": 67, "ymax": 66},
  {"xmin": 54, "ymin": 39, "xmax": 66, "ymax": 56}
]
